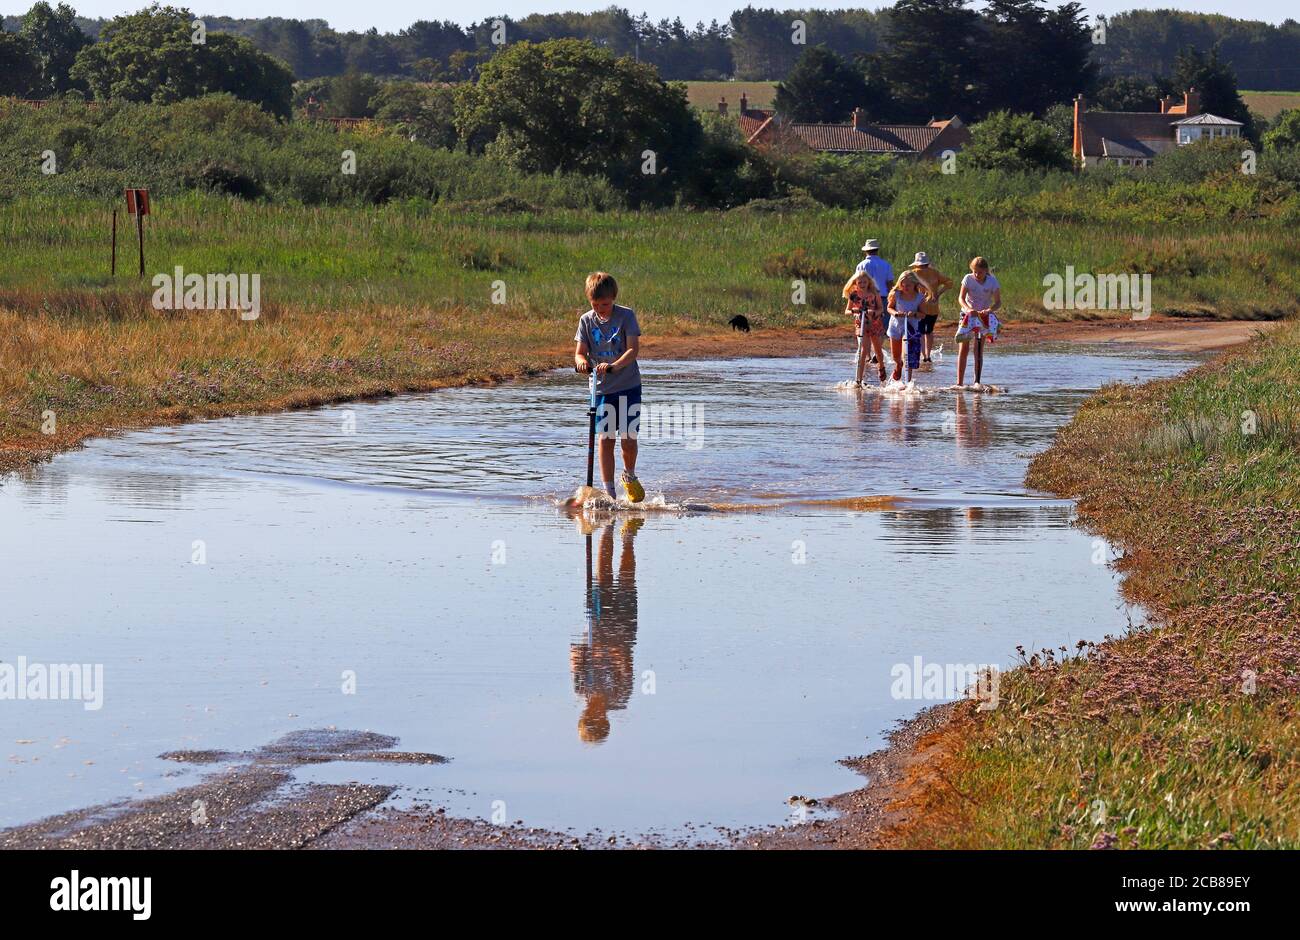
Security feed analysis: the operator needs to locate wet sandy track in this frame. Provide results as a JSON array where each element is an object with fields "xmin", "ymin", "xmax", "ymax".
[
  {"xmin": 1, "ymin": 730, "xmax": 436, "ymax": 850},
  {"xmin": 1, "ymin": 728, "xmax": 611, "ymax": 850},
  {"xmin": 1, "ymin": 716, "xmax": 956, "ymax": 850}
]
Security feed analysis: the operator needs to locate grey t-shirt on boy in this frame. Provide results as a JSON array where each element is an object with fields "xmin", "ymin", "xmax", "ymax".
[{"xmin": 575, "ymin": 304, "xmax": 642, "ymax": 395}]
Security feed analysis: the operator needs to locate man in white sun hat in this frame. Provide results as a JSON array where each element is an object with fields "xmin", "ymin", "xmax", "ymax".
[
  {"xmin": 855, "ymin": 239, "xmax": 894, "ymax": 297},
  {"xmin": 855, "ymin": 240, "xmax": 894, "ymax": 367}
]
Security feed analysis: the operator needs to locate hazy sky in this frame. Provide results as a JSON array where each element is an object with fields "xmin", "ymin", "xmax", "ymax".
[{"xmin": 46, "ymin": 2, "xmax": 1300, "ymax": 34}]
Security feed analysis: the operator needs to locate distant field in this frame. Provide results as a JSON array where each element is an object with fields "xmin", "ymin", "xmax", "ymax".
[
  {"xmin": 683, "ymin": 86, "xmax": 1300, "ymax": 121},
  {"xmin": 1242, "ymin": 90, "xmax": 1300, "ymax": 120},
  {"xmin": 682, "ymin": 80, "xmax": 778, "ymax": 111}
]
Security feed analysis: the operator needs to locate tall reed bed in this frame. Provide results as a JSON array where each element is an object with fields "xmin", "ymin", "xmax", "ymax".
[{"xmin": 3, "ymin": 196, "xmax": 1296, "ymax": 329}]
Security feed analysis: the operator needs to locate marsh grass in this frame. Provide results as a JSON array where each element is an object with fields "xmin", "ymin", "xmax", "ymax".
[
  {"xmin": 908, "ymin": 694, "xmax": 1300, "ymax": 849},
  {"xmin": 3, "ymin": 195, "xmax": 1296, "ymax": 323},
  {"xmin": 0, "ymin": 300, "xmax": 565, "ymax": 469},
  {"xmin": 760, "ymin": 247, "xmax": 843, "ymax": 284},
  {"xmin": 3, "ymin": 195, "xmax": 1297, "ymax": 471},
  {"xmin": 898, "ymin": 320, "xmax": 1300, "ymax": 849}
]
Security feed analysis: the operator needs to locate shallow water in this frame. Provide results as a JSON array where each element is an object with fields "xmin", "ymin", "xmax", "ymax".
[{"xmin": 1, "ymin": 344, "xmax": 1195, "ymax": 838}]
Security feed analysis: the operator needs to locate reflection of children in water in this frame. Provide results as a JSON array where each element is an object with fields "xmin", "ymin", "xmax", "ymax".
[
  {"xmin": 571, "ymin": 517, "xmax": 642, "ymax": 743},
  {"xmin": 846, "ymin": 383, "xmax": 917, "ymax": 446},
  {"xmin": 886, "ymin": 391, "xmax": 918, "ymax": 445},
  {"xmin": 849, "ymin": 385, "xmax": 886, "ymax": 429},
  {"xmin": 952, "ymin": 391, "xmax": 990, "ymax": 458}
]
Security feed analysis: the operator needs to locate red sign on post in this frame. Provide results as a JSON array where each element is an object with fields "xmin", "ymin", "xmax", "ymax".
[
  {"xmin": 125, "ymin": 188, "xmax": 150, "ymax": 216},
  {"xmin": 124, "ymin": 188, "xmax": 150, "ymax": 276}
]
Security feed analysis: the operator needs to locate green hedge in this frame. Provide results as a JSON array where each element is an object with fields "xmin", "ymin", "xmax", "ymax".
[{"xmin": 0, "ymin": 95, "xmax": 623, "ymax": 210}]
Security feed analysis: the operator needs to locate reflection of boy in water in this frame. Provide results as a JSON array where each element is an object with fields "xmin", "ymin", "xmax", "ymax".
[{"xmin": 571, "ymin": 518, "xmax": 642, "ymax": 743}]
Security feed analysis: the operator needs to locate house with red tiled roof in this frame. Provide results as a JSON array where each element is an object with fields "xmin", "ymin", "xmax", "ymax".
[
  {"xmin": 1072, "ymin": 88, "xmax": 1243, "ymax": 169},
  {"xmin": 716, "ymin": 92, "xmax": 774, "ymax": 139},
  {"xmin": 716, "ymin": 95, "xmax": 969, "ymax": 161}
]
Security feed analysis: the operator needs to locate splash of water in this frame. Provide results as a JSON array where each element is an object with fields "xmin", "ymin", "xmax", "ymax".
[
  {"xmin": 835, "ymin": 379, "xmax": 942, "ymax": 398},
  {"xmin": 560, "ymin": 487, "xmax": 716, "ymax": 514}
]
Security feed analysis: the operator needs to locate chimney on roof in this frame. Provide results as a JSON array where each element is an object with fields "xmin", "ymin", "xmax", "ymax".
[
  {"xmin": 1184, "ymin": 87, "xmax": 1201, "ymax": 116},
  {"xmin": 717, "ymin": 97, "xmax": 728, "ymax": 116},
  {"xmin": 852, "ymin": 107, "xmax": 869, "ymax": 130},
  {"xmin": 1159, "ymin": 95, "xmax": 1175, "ymax": 114},
  {"xmin": 739, "ymin": 92, "xmax": 748, "ymax": 113},
  {"xmin": 1073, "ymin": 94, "xmax": 1085, "ymax": 167}
]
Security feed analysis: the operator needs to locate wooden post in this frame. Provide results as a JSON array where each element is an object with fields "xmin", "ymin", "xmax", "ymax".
[
  {"xmin": 110, "ymin": 210, "xmax": 117, "ymax": 277},
  {"xmin": 124, "ymin": 188, "xmax": 149, "ymax": 278},
  {"xmin": 136, "ymin": 211, "xmax": 145, "ymax": 277}
]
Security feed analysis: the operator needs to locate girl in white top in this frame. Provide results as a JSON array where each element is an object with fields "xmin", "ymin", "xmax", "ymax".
[{"xmin": 956, "ymin": 256, "xmax": 1002, "ymax": 387}]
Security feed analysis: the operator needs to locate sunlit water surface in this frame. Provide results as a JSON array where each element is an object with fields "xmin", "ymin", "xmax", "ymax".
[{"xmin": 1, "ymin": 345, "xmax": 1196, "ymax": 838}]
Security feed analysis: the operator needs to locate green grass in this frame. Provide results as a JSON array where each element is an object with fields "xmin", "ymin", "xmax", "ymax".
[
  {"xmin": 900, "ymin": 320, "xmax": 1300, "ymax": 849},
  {"xmin": 925, "ymin": 696, "xmax": 1300, "ymax": 849},
  {"xmin": 3, "ymin": 194, "xmax": 1296, "ymax": 327},
  {"xmin": 3, "ymin": 192, "xmax": 1296, "ymax": 478}
]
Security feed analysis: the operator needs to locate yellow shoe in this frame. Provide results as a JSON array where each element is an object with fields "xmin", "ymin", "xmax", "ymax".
[{"xmin": 621, "ymin": 471, "xmax": 645, "ymax": 503}]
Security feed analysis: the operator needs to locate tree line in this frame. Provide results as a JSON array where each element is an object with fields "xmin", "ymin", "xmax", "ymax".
[
  {"xmin": 4, "ymin": 3, "xmax": 1300, "ymax": 90},
  {"xmin": 1093, "ymin": 11, "xmax": 1300, "ymax": 92},
  {"xmin": 1, "ymin": 2, "xmax": 1283, "ymax": 149},
  {"xmin": 6, "ymin": 8, "xmax": 1300, "ymax": 214},
  {"xmin": 776, "ymin": 33, "xmax": 1262, "ymax": 141}
]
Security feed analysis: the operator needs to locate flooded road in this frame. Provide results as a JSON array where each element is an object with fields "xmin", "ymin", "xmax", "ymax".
[{"xmin": 1, "ymin": 344, "xmax": 1196, "ymax": 840}]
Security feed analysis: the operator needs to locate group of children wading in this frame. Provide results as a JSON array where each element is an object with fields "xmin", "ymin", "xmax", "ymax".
[
  {"xmin": 570, "ymin": 244, "xmax": 1005, "ymax": 504},
  {"xmin": 845, "ymin": 239, "xmax": 1002, "ymax": 387}
]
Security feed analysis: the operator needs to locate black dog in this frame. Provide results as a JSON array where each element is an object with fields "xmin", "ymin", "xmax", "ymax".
[{"xmin": 729, "ymin": 315, "xmax": 751, "ymax": 333}]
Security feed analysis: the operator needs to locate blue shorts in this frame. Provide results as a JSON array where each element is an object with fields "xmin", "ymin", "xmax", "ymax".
[
  {"xmin": 594, "ymin": 385, "xmax": 642, "ymax": 439},
  {"xmin": 887, "ymin": 315, "xmax": 922, "ymax": 342}
]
